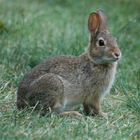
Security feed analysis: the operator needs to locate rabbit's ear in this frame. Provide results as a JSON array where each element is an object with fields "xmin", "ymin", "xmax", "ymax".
[
  {"xmin": 88, "ymin": 10, "xmax": 108, "ymax": 34},
  {"xmin": 97, "ymin": 9, "xmax": 108, "ymax": 31},
  {"xmin": 88, "ymin": 12, "xmax": 100, "ymax": 34}
]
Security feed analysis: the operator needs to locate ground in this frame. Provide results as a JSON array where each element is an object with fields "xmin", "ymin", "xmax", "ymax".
[{"xmin": 0, "ymin": 0, "xmax": 140, "ymax": 140}]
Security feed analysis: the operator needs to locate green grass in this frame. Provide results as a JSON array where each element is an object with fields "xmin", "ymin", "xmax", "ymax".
[{"xmin": 0, "ymin": 0, "xmax": 140, "ymax": 139}]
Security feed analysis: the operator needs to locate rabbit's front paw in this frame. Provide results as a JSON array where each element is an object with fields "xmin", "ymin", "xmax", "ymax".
[{"xmin": 99, "ymin": 111, "xmax": 108, "ymax": 119}]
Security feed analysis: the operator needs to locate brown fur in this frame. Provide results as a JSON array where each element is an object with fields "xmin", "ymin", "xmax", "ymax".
[{"xmin": 17, "ymin": 9, "xmax": 121, "ymax": 117}]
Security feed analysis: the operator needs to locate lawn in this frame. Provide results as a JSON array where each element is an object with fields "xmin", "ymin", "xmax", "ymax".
[{"xmin": 0, "ymin": 0, "xmax": 140, "ymax": 139}]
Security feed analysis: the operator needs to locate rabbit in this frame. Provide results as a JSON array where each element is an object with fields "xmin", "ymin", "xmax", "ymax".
[{"xmin": 16, "ymin": 9, "xmax": 121, "ymax": 117}]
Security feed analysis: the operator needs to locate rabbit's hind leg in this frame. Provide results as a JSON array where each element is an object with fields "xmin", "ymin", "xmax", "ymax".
[{"xmin": 27, "ymin": 73, "xmax": 64, "ymax": 114}]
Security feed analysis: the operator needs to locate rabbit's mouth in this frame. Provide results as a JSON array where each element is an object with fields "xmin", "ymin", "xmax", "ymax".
[
  {"xmin": 87, "ymin": 51, "xmax": 121, "ymax": 64},
  {"xmin": 109, "ymin": 58, "xmax": 119, "ymax": 63},
  {"xmin": 103, "ymin": 57, "xmax": 120, "ymax": 63},
  {"xmin": 113, "ymin": 57, "xmax": 120, "ymax": 61},
  {"xmin": 102, "ymin": 52, "xmax": 121, "ymax": 63},
  {"xmin": 93, "ymin": 57, "xmax": 120, "ymax": 64}
]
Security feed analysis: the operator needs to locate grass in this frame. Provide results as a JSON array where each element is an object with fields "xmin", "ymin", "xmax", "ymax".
[{"xmin": 0, "ymin": 0, "xmax": 140, "ymax": 139}]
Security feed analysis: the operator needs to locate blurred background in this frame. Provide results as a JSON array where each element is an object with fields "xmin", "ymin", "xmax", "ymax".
[{"xmin": 0, "ymin": 0, "xmax": 140, "ymax": 139}]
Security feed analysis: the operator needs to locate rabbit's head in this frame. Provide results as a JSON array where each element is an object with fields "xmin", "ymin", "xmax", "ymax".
[{"xmin": 88, "ymin": 10, "xmax": 121, "ymax": 64}]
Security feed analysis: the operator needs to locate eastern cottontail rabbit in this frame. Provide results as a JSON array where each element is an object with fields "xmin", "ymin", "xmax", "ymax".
[{"xmin": 17, "ymin": 9, "xmax": 121, "ymax": 117}]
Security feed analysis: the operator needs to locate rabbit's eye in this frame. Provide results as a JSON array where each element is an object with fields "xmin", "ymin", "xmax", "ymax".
[{"xmin": 98, "ymin": 39, "xmax": 105, "ymax": 46}]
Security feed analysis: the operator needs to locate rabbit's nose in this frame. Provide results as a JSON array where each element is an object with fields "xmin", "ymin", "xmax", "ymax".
[
  {"xmin": 114, "ymin": 52, "xmax": 120, "ymax": 57},
  {"xmin": 113, "ymin": 52, "xmax": 121, "ymax": 59},
  {"xmin": 111, "ymin": 47, "xmax": 121, "ymax": 59}
]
